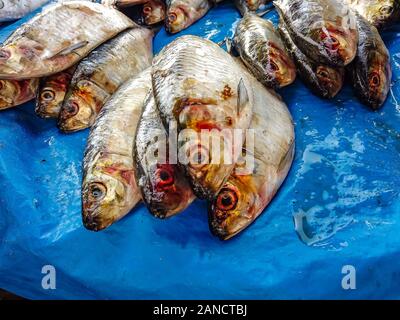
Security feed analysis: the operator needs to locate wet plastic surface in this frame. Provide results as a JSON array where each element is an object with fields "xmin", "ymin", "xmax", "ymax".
[{"xmin": 0, "ymin": 2, "xmax": 400, "ymax": 299}]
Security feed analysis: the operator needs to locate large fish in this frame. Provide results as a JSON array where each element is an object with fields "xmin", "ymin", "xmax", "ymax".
[
  {"xmin": 58, "ymin": 26, "xmax": 153, "ymax": 133},
  {"xmin": 344, "ymin": 0, "xmax": 400, "ymax": 29},
  {"xmin": 209, "ymin": 62, "xmax": 295, "ymax": 240},
  {"xmin": 274, "ymin": 0, "xmax": 358, "ymax": 67},
  {"xmin": 82, "ymin": 69, "xmax": 151, "ymax": 231},
  {"xmin": 233, "ymin": 13, "xmax": 296, "ymax": 89},
  {"xmin": 152, "ymin": 35, "xmax": 254, "ymax": 200},
  {"xmin": 0, "ymin": 1, "xmax": 134, "ymax": 80},
  {"xmin": 0, "ymin": 78, "xmax": 39, "ymax": 110},
  {"xmin": 134, "ymin": 92, "xmax": 195, "ymax": 218},
  {"xmin": 351, "ymin": 13, "xmax": 391, "ymax": 110},
  {"xmin": 279, "ymin": 23, "xmax": 344, "ymax": 98},
  {"xmin": 0, "ymin": 0, "xmax": 49, "ymax": 22},
  {"xmin": 35, "ymin": 66, "xmax": 76, "ymax": 119},
  {"xmin": 165, "ymin": 0, "xmax": 212, "ymax": 33}
]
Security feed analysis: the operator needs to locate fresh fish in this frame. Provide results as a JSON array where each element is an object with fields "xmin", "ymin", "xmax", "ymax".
[
  {"xmin": 0, "ymin": 1, "xmax": 134, "ymax": 80},
  {"xmin": 0, "ymin": 78, "xmax": 39, "ymax": 110},
  {"xmin": 58, "ymin": 26, "xmax": 153, "ymax": 133},
  {"xmin": 209, "ymin": 61, "xmax": 295, "ymax": 240},
  {"xmin": 274, "ymin": 0, "xmax": 358, "ymax": 67},
  {"xmin": 350, "ymin": 13, "xmax": 391, "ymax": 110},
  {"xmin": 0, "ymin": 0, "xmax": 49, "ymax": 22},
  {"xmin": 152, "ymin": 35, "xmax": 254, "ymax": 200},
  {"xmin": 165, "ymin": 0, "xmax": 212, "ymax": 33},
  {"xmin": 279, "ymin": 23, "xmax": 344, "ymax": 98},
  {"xmin": 82, "ymin": 68, "xmax": 151, "ymax": 231},
  {"xmin": 233, "ymin": 13, "xmax": 296, "ymax": 89},
  {"xmin": 344, "ymin": 0, "xmax": 400, "ymax": 29},
  {"xmin": 35, "ymin": 66, "xmax": 76, "ymax": 119},
  {"xmin": 134, "ymin": 92, "xmax": 195, "ymax": 218},
  {"xmin": 142, "ymin": 0, "xmax": 166, "ymax": 25}
]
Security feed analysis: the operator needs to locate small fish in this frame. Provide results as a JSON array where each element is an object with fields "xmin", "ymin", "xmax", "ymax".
[
  {"xmin": 0, "ymin": 0, "xmax": 48, "ymax": 22},
  {"xmin": 35, "ymin": 66, "xmax": 76, "ymax": 119},
  {"xmin": 0, "ymin": 1, "xmax": 134, "ymax": 80},
  {"xmin": 279, "ymin": 23, "xmax": 344, "ymax": 98},
  {"xmin": 350, "ymin": 13, "xmax": 392, "ymax": 110},
  {"xmin": 82, "ymin": 68, "xmax": 152, "ymax": 231},
  {"xmin": 152, "ymin": 35, "xmax": 254, "ymax": 200},
  {"xmin": 142, "ymin": 0, "xmax": 166, "ymax": 25},
  {"xmin": 165, "ymin": 0, "xmax": 212, "ymax": 33},
  {"xmin": 233, "ymin": 13, "xmax": 296, "ymax": 89},
  {"xmin": 274, "ymin": 0, "xmax": 359, "ymax": 67},
  {"xmin": 58, "ymin": 26, "xmax": 153, "ymax": 133},
  {"xmin": 344, "ymin": 0, "xmax": 400, "ymax": 29},
  {"xmin": 209, "ymin": 61, "xmax": 295, "ymax": 240},
  {"xmin": 134, "ymin": 91, "xmax": 195, "ymax": 218},
  {"xmin": 0, "ymin": 78, "xmax": 39, "ymax": 110}
]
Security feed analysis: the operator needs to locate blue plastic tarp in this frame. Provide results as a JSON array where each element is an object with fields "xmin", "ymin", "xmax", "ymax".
[{"xmin": 0, "ymin": 2, "xmax": 400, "ymax": 299}]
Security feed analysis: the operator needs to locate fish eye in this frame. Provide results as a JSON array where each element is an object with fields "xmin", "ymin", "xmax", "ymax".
[
  {"xmin": 369, "ymin": 72, "xmax": 381, "ymax": 87},
  {"xmin": 156, "ymin": 168, "xmax": 174, "ymax": 187},
  {"xmin": 269, "ymin": 61, "xmax": 279, "ymax": 72},
  {"xmin": 188, "ymin": 145, "xmax": 210, "ymax": 169},
  {"xmin": 380, "ymin": 6, "xmax": 393, "ymax": 15},
  {"xmin": 41, "ymin": 89, "xmax": 55, "ymax": 101},
  {"xmin": 0, "ymin": 49, "xmax": 10, "ymax": 60},
  {"xmin": 64, "ymin": 101, "xmax": 79, "ymax": 116},
  {"xmin": 317, "ymin": 68, "xmax": 330, "ymax": 79},
  {"xmin": 143, "ymin": 5, "xmax": 152, "ymax": 14},
  {"xmin": 168, "ymin": 12, "xmax": 178, "ymax": 23},
  {"xmin": 216, "ymin": 188, "xmax": 238, "ymax": 211},
  {"xmin": 88, "ymin": 182, "xmax": 107, "ymax": 201}
]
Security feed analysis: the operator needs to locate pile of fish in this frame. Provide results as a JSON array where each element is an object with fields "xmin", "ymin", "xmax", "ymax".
[{"xmin": 0, "ymin": 0, "xmax": 398, "ymax": 239}]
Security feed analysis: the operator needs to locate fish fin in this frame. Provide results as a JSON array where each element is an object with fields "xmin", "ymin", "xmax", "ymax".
[
  {"xmin": 217, "ymin": 37, "xmax": 238, "ymax": 56},
  {"xmin": 257, "ymin": 8, "xmax": 272, "ymax": 17},
  {"xmin": 48, "ymin": 41, "xmax": 89, "ymax": 59},
  {"xmin": 237, "ymin": 78, "xmax": 249, "ymax": 116}
]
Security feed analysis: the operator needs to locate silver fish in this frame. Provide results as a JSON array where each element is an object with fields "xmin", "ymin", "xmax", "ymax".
[
  {"xmin": 209, "ymin": 60, "xmax": 295, "ymax": 240},
  {"xmin": 0, "ymin": 1, "xmax": 134, "ymax": 80},
  {"xmin": 152, "ymin": 35, "xmax": 254, "ymax": 200},
  {"xmin": 81, "ymin": 68, "xmax": 152, "ymax": 231},
  {"xmin": 58, "ymin": 26, "xmax": 153, "ymax": 132}
]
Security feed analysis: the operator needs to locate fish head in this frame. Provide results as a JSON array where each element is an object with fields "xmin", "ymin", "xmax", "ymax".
[
  {"xmin": 265, "ymin": 41, "xmax": 297, "ymax": 88},
  {"xmin": 143, "ymin": 0, "xmax": 166, "ymax": 25},
  {"xmin": 58, "ymin": 80, "xmax": 107, "ymax": 132},
  {"xmin": 82, "ymin": 159, "xmax": 136, "ymax": 231},
  {"xmin": 314, "ymin": 65, "xmax": 344, "ymax": 98},
  {"xmin": 36, "ymin": 74, "xmax": 71, "ymax": 118},
  {"xmin": 166, "ymin": 6, "xmax": 188, "ymax": 33},
  {"xmin": 246, "ymin": 0, "xmax": 261, "ymax": 11},
  {"xmin": 140, "ymin": 162, "xmax": 194, "ymax": 218},
  {"xmin": 209, "ymin": 178, "xmax": 256, "ymax": 240},
  {"xmin": 0, "ymin": 78, "xmax": 37, "ymax": 110},
  {"xmin": 363, "ymin": 1, "xmax": 398, "ymax": 28},
  {"xmin": 314, "ymin": 20, "xmax": 358, "ymax": 66}
]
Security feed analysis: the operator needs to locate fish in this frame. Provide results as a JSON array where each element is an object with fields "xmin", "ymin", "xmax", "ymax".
[
  {"xmin": 274, "ymin": 0, "xmax": 359, "ymax": 67},
  {"xmin": 35, "ymin": 66, "xmax": 76, "ymax": 119},
  {"xmin": 81, "ymin": 68, "xmax": 152, "ymax": 231},
  {"xmin": 58, "ymin": 26, "xmax": 153, "ymax": 133},
  {"xmin": 234, "ymin": 0, "xmax": 271, "ymax": 16},
  {"xmin": 233, "ymin": 13, "xmax": 296, "ymax": 89},
  {"xmin": 165, "ymin": 0, "xmax": 212, "ymax": 33},
  {"xmin": 344, "ymin": 0, "xmax": 400, "ymax": 29},
  {"xmin": 0, "ymin": 0, "xmax": 49, "ymax": 22},
  {"xmin": 134, "ymin": 91, "xmax": 195, "ymax": 218},
  {"xmin": 0, "ymin": 1, "xmax": 134, "ymax": 80},
  {"xmin": 142, "ymin": 0, "xmax": 166, "ymax": 25},
  {"xmin": 350, "ymin": 13, "xmax": 392, "ymax": 110},
  {"xmin": 279, "ymin": 23, "xmax": 344, "ymax": 98},
  {"xmin": 209, "ymin": 61, "xmax": 295, "ymax": 240},
  {"xmin": 0, "ymin": 78, "xmax": 39, "ymax": 110},
  {"xmin": 152, "ymin": 35, "xmax": 254, "ymax": 200}
]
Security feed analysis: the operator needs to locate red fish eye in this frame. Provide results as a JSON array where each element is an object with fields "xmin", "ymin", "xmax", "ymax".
[
  {"xmin": 64, "ymin": 101, "xmax": 79, "ymax": 116},
  {"xmin": 88, "ymin": 182, "xmax": 106, "ymax": 201},
  {"xmin": 143, "ymin": 6, "xmax": 152, "ymax": 14},
  {"xmin": 216, "ymin": 188, "xmax": 238, "ymax": 211},
  {"xmin": 0, "ymin": 49, "xmax": 10, "ymax": 60},
  {"xmin": 156, "ymin": 168, "xmax": 174, "ymax": 187},
  {"xmin": 369, "ymin": 72, "xmax": 380, "ymax": 87},
  {"xmin": 41, "ymin": 89, "xmax": 55, "ymax": 101}
]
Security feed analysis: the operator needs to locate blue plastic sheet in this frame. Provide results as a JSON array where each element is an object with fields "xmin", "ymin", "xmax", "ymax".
[{"xmin": 0, "ymin": 2, "xmax": 400, "ymax": 299}]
